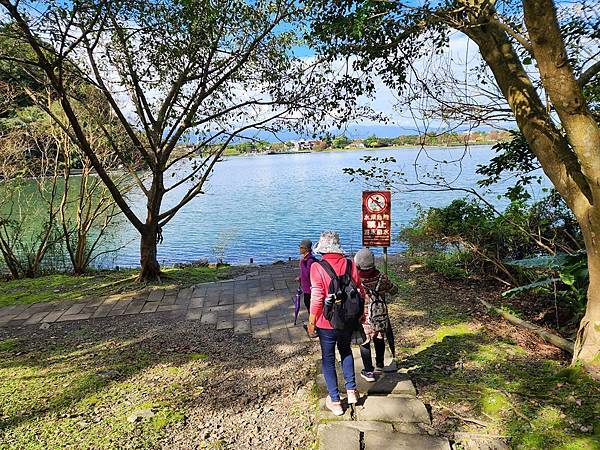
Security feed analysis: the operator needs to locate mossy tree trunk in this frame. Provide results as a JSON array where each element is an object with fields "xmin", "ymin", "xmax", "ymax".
[{"xmin": 462, "ymin": 0, "xmax": 600, "ymax": 367}]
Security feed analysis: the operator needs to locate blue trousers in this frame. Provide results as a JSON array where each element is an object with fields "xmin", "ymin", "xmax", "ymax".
[{"xmin": 317, "ymin": 327, "xmax": 356, "ymax": 402}]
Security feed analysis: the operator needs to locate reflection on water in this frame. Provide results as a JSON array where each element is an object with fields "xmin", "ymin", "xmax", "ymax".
[{"xmin": 97, "ymin": 145, "xmax": 548, "ymax": 267}]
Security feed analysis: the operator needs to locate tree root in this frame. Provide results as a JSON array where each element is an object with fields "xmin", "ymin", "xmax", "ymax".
[
  {"xmin": 438, "ymin": 404, "xmax": 491, "ymax": 427},
  {"xmin": 479, "ymin": 299, "xmax": 574, "ymax": 354},
  {"xmin": 81, "ymin": 274, "xmax": 139, "ymax": 295}
]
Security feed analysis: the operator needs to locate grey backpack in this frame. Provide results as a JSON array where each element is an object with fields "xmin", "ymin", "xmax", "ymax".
[{"xmin": 365, "ymin": 275, "xmax": 389, "ymax": 333}]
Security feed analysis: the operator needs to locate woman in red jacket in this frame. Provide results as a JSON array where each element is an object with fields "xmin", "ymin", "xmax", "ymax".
[{"xmin": 307, "ymin": 231, "xmax": 363, "ymax": 416}]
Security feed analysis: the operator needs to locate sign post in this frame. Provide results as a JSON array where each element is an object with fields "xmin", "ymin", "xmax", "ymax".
[
  {"xmin": 362, "ymin": 191, "xmax": 392, "ymax": 274},
  {"xmin": 383, "ymin": 247, "xmax": 388, "ymax": 277}
]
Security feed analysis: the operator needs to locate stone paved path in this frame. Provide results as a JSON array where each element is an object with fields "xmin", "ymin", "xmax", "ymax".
[
  {"xmin": 315, "ymin": 347, "xmax": 452, "ymax": 450},
  {"xmin": 0, "ymin": 263, "xmax": 310, "ymax": 344}
]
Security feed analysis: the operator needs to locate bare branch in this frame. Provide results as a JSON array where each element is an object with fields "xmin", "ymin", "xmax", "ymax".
[{"xmin": 491, "ymin": 14, "xmax": 533, "ymax": 53}]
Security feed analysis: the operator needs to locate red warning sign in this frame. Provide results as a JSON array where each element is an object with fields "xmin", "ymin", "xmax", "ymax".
[{"xmin": 362, "ymin": 191, "xmax": 391, "ymax": 247}]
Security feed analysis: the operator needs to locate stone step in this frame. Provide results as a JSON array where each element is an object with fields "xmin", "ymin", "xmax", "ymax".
[
  {"xmin": 364, "ymin": 431, "xmax": 451, "ymax": 450},
  {"xmin": 318, "ymin": 422, "xmax": 360, "ymax": 450},
  {"xmin": 318, "ymin": 395, "xmax": 430, "ymax": 425},
  {"xmin": 319, "ymin": 420, "xmax": 423, "ymax": 434},
  {"xmin": 454, "ymin": 432, "xmax": 510, "ymax": 450},
  {"xmin": 355, "ymin": 396, "xmax": 431, "ymax": 424},
  {"xmin": 325, "ymin": 421, "xmax": 394, "ymax": 432},
  {"xmin": 317, "ymin": 397, "xmax": 353, "ymax": 421},
  {"xmin": 317, "ymin": 423, "xmax": 451, "ymax": 450},
  {"xmin": 316, "ymin": 370, "xmax": 416, "ymax": 398}
]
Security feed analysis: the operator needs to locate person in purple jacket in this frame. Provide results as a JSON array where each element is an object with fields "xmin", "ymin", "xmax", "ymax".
[{"xmin": 296, "ymin": 239, "xmax": 316, "ymax": 311}]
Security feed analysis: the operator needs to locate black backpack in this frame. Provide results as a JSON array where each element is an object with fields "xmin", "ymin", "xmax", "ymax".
[{"xmin": 318, "ymin": 258, "xmax": 364, "ymax": 330}]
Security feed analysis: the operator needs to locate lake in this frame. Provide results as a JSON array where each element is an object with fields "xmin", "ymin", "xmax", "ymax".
[{"xmin": 97, "ymin": 145, "xmax": 549, "ymax": 268}]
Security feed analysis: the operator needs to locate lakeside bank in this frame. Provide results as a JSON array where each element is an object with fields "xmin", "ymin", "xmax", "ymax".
[
  {"xmin": 2, "ymin": 145, "xmax": 543, "ymax": 271},
  {"xmin": 222, "ymin": 142, "xmax": 503, "ymax": 156}
]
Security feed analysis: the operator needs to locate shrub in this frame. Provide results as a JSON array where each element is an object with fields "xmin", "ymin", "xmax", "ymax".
[
  {"xmin": 424, "ymin": 253, "xmax": 469, "ymax": 280},
  {"xmin": 399, "ymin": 193, "xmax": 582, "ymax": 285}
]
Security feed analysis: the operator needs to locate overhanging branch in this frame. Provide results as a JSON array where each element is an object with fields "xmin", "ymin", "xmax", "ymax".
[{"xmin": 578, "ymin": 60, "xmax": 600, "ymax": 87}]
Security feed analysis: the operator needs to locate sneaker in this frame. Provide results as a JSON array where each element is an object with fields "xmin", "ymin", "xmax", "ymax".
[
  {"xmin": 325, "ymin": 395, "xmax": 344, "ymax": 416},
  {"xmin": 374, "ymin": 366, "xmax": 384, "ymax": 374},
  {"xmin": 360, "ymin": 370, "xmax": 376, "ymax": 382},
  {"xmin": 346, "ymin": 389, "xmax": 359, "ymax": 404}
]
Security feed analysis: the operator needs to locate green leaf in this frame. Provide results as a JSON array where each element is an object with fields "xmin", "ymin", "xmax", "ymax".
[
  {"xmin": 506, "ymin": 255, "xmax": 563, "ymax": 269},
  {"xmin": 501, "ymin": 278, "xmax": 559, "ymax": 297},
  {"xmin": 559, "ymin": 273, "xmax": 575, "ymax": 286}
]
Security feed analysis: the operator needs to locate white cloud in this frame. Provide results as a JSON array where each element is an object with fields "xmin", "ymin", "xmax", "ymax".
[{"xmin": 347, "ymin": 32, "xmax": 514, "ymax": 135}]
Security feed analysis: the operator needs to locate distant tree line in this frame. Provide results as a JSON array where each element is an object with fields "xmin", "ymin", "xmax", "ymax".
[{"xmin": 224, "ymin": 129, "xmax": 512, "ymax": 154}]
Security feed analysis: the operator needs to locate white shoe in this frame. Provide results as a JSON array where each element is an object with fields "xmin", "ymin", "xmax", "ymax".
[
  {"xmin": 347, "ymin": 389, "xmax": 359, "ymax": 404},
  {"xmin": 325, "ymin": 395, "xmax": 344, "ymax": 416}
]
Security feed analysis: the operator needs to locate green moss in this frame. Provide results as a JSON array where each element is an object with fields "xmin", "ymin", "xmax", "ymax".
[
  {"xmin": 556, "ymin": 436, "xmax": 600, "ymax": 450},
  {"xmin": 79, "ymin": 394, "xmax": 101, "ymax": 409},
  {"xmin": 472, "ymin": 342, "xmax": 527, "ymax": 366},
  {"xmin": 499, "ymin": 305, "xmax": 522, "ymax": 318},
  {"xmin": 189, "ymin": 353, "xmax": 209, "ymax": 360},
  {"xmin": 556, "ymin": 366, "xmax": 587, "ymax": 385},
  {"xmin": 481, "ymin": 389, "xmax": 511, "ymax": 417},
  {"xmin": 151, "ymin": 409, "xmax": 185, "ymax": 430},
  {"xmin": 433, "ymin": 323, "xmax": 472, "ymax": 340},
  {"xmin": 412, "ymin": 323, "xmax": 474, "ymax": 351},
  {"xmin": 309, "ymin": 381, "xmax": 320, "ymax": 404}
]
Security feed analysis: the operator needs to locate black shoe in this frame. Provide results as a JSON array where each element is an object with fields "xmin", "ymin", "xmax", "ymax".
[{"xmin": 360, "ymin": 370, "xmax": 376, "ymax": 382}]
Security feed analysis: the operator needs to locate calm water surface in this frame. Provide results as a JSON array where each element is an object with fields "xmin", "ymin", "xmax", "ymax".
[{"xmin": 100, "ymin": 146, "xmax": 549, "ymax": 267}]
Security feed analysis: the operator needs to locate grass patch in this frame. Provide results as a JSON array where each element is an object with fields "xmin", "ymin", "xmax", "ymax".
[
  {"xmin": 399, "ymin": 327, "xmax": 600, "ymax": 448},
  {"xmin": 0, "ymin": 335, "xmax": 211, "ymax": 449},
  {"xmin": 0, "ymin": 338, "xmax": 18, "ymax": 352},
  {"xmin": 380, "ymin": 266, "xmax": 415, "ymax": 298},
  {"xmin": 0, "ymin": 265, "xmax": 241, "ymax": 308},
  {"xmin": 390, "ymin": 264, "xmax": 600, "ymax": 450}
]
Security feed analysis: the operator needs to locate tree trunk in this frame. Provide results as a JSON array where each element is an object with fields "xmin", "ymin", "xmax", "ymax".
[
  {"xmin": 73, "ymin": 236, "xmax": 87, "ymax": 275},
  {"xmin": 139, "ymin": 224, "xmax": 161, "ymax": 281},
  {"xmin": 139, "ymin": 171, "xmax": 164, "ymax": 281},
  {"xmin": 464, "ymin": 15, "xmax": 599, "ymax": 369},
  {"xmin": 0, "ymin": 245, "xmax": 20, "ymax": 279},
  {"xmin": 465, "ymin": 21, "xmax": 592, "ymax": 216},
  {"xmin": 574, "ymin": 216, "xmax": 600, "ymax": 370}
]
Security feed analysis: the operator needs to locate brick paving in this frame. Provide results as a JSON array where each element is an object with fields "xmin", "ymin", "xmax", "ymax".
[{"xmin": 0, "ymin": 263, "xmax": 310, "ymax": 344}]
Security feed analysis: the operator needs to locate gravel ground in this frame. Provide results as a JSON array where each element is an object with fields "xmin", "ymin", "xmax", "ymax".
[{"xmin": 0, "ymin": 312, "xmax": 319, "ymax": 449}]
